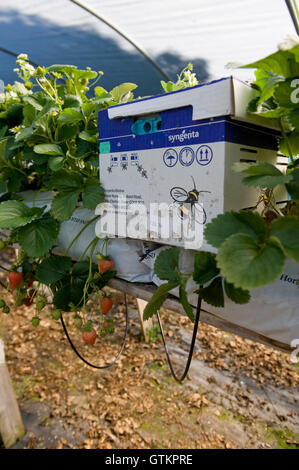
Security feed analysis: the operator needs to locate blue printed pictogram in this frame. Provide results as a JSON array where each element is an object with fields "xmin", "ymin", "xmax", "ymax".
[
  {"xmin": 163, "ymin": 148, "xmax": 178, "ymax": 167},
  {"xmin": 130, "ymin": 153, "xmax": 139, "ymax": 165},
  {"xmin": 196, "ymin": 145, "xmax": 213, "ymax": 166},
  {"xmin": 179, "ymin": 147, "xmax": 195, "ymax": 167},
  {"xmin": 110, "ymin": 155, "xmax": 118, "ymax": 167}
]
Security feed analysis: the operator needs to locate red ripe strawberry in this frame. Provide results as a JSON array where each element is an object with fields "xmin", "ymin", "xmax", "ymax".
[
  {"xmin": 27, "ymin": 280, "xmax": 34, "ymax": 288},
  {"xmin": 96, "ymin": 255, "xmax": 114, "ymax": 274},
  {"xmin": 8, "ymin": 271, "xmax": 23, "ymax": 289},
  {"xmin": 100, "ymin": 296, "xmax": 113, "ymax": 315},
  {"xmin": 82, "ymin": 329, "xmax": 97, "ymax": 345}
]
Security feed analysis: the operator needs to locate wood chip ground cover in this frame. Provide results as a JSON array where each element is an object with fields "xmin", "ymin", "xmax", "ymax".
[{"xmin": 0, "ymin": 251, "xmax": 298, "ymax": 449}]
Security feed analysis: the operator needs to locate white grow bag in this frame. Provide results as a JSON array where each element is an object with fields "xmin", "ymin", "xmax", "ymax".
[
  {"xmin": 20, "ymin": 191, "xmax": 154, "ymax": 283},
  {"xmin": 16, "ymin": 191, "xmax": 299, "ymax": 347},
  {"xmin": 142, "ymin": 246, "xmax": 299, "ymax": 347}
]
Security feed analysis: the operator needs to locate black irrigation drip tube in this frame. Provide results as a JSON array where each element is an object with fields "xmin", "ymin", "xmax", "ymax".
[
  {"xmin": 60, "ymin": 285, "xmax": 203, "ymax": 383},
  {"xmin": 60, "ymin": 292, "xmax": 129, "ymax": 370},
  {"xmin": 0, "ymin": 46, "xmax": 39, "ymax": 67},
  {"xmin": 156, "ymin": 288, "xmax": 203, "ymax": 383},
  {"xmin": 0, "ymin": 262, "xmax": 201, "ymax": 382}
]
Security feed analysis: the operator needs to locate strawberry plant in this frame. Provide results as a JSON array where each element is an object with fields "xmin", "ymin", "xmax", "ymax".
[
  {"xmin": 161, "ymin": 63, "xmax": 198, "ymax": 92},
  {"xmin": 0, "ymin": 54, "xmax": 134, "ymax": 338}
]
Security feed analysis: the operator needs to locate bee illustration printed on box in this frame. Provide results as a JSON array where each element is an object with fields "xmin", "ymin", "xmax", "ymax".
[{"xmin": 170, "ymin": 176, "xmax": 210, "ymax": 225}]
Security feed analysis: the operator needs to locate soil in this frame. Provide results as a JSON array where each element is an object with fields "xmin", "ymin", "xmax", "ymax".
[{"xmin": 0, "ymin": 248, "xmax": 298, "ymax": 449}]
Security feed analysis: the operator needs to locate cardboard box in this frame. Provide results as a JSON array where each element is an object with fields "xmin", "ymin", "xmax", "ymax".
[{"xmin": 98, "ymin": 77, "xmax": 285, "ymax": 250}]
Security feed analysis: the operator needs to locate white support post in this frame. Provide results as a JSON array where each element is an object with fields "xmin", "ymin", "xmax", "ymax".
[{"xmin": 0, "ymin": 339, "xmax": 25, "ymax": 448}]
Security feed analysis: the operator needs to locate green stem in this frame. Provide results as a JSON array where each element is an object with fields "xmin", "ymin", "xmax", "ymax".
[
  {"xmin": 36, "ymin": 78, "xmax": 54, "ymax": 101},
  {"xmin": 83, "ymin": 237, "xmax": 99, "ymax": 305},
  {"xmin": 74, "ymin": 236, "xmax": 99, "ymax": 307},
  {"xmin": 64, "ymin": 215, "xmax": 100, "ymax": 255},
  {"xmin": 44, "ymin": 78, "xmax": 56, "ymax": 99},
  {"xmin": 279, "ymin": 118, "xmax": 295, "ymax": 163},
  {"xmin": 89, "ymin": 73, "xmax": 102, "ymax": 89},
  {"xmin": 32, "ymin": 188, "xmax": 44, "ymax": 207},
  {"xmin": 78, "ymin": 236, "xmax": 98, "ymax": 261},
  {"xmin": 6, "ymin": 161, "xmax": 27, "ymax": 176},
  {"xmin": 103, "ymin": 236, "xmax": 110, "ymax": 256}
]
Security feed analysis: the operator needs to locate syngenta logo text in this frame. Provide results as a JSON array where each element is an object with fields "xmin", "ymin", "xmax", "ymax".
[
  {"xmin": 290, "ymin": 78, "xmax": 299, "ymax": 104},
  {"xmin": 168, "ymin": 129, "xmax": 199, "ymax": 144}
]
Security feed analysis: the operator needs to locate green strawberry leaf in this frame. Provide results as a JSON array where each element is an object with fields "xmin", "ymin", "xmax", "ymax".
[
  {"xmin": 63, "ymin": 94, "xmax": 81, "ymax": 108},
  {"xmin": 18, "ymin": 213, "xmax": 60, "ymax": 257},
  {"xmin": 78, "ymin": 130, "xmax": 98, "ymax": 143},
  {"xmin": 286, "ymin": 169, "xmax": 299, "ymax": 199},
  {"xmin": 82, "ymin": 178, "xmax": 105, "ymax": 209},
  {"xmin": 216, "ymin": 233, "xmax": 286, "ymax": 289},
  {"xmin": 58, "ymin": 108, "xmax": 84, "ymax": 126},
  {"xmin": 235, "ymin": 162, "xmax": 292, "ymax": 188},
  {"xmin": 253, "ymin": 69, "xmax": 284, "ymax": 104},
  {"xmin": 0, "ymin": 201, "xmax": 44, "ymax": 229},
  {"xmin": 288, "ymin": 109, "xmax": 299, "ymax": 129},
  {"xmin": 15, "ymin": 126, "xmax": 35, "ymax": 142},
  {"xmin": 47, "ymin": 64, "xmax": 77, "ymax": 74},
  {"xmin": 53, "ymin": 284, "xmax": 71, "ymax": 311},
  {"xmin": 110, "ymin": 83, "xmax": 137, "ymax": 103},
  {"xmin": 204, "ymin": 211, "xmax": 267, "ymax": 248},
  {"xmin": 224, "ymin": 280, "xmax": 250, "ymax": 304},
  {"xmin": 34, "ymin": 143, "xmax": 64, "ymax": 156},
  {"xmin": 196, "ymin": 276, "xmax": 224, "ymax": 307},
  {"xmin": 51, "ymin": 189, "xmax": 80, "ymax": 221},
  {"xmin": 57, "ymin": 124, "xmax": 78, "ymax": 142},
  {"xmin": 279, "ymin": 131, "xmax": 299, "ymax": 157},
  {"xmin": 50, "ymin": 170, "xmax": 83, "ymax": 191},
  {"xmin": 143, "ymin": 281, "xmax": 180, "ymax": 321},
  {"xmin": 95, "ymin": 269, "xmax": 117, "ymax": 289},
  {"xmin": 48, "ymin": 156, "xmax": 65, "ymax": 171},
  {"xmin": 270, "ymin": 216, "xmax": 299, "ymax": 262},
  {"xmin": 36, "ymin": 255, "xmax": 72, "ymax": 284},
  {"xmin": 71, "ymin": 261, "xmax": 90, "ymax": 279},
  {"xmin": 154, "ymin": 247, "xmax": 181, "ymax": 282},
  {"xmin": 240, "ymin": 49, "xmax": 299, "ymax": 77},
  {"xmin": 274, "ymin": 79, "xmax": 299, "ymax": 108},
  {"xmin": 193, "ymin": 251, "xmax": 219, "ymax": 284}
]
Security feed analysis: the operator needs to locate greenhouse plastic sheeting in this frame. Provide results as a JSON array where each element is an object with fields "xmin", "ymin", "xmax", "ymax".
[{"xmin": 0, "ymin": 0, "xmax": 295, "ymax": 95}]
